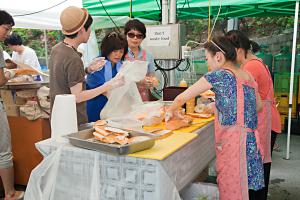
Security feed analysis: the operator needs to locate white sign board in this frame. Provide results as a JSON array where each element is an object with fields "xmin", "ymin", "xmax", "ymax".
[{"xmin": 145, "ymin": 26, "xmax": 171, "ymax": 46}]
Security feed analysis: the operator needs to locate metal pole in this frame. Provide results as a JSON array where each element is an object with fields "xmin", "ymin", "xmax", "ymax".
[
  {"xmin": 168, "ymin": 0, "xmax": 177, "ymax": 86},
  {"xmin": 169, "ymin": 0, "xmax": 176, "ymax": 24},
  {"xmin": 44, "ymin": 29, "xmax": 48, "ymax": 67},
  {"xmin": 161, "ymin": 0, "xmax": 169, "ymax": 25},
  {"xmin": 285, "ymin": 0, "xmax": 299, "ymax": 160}
]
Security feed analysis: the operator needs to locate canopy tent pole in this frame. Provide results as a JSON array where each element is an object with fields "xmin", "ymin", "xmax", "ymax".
[
  {"xmin": 44, "ymin": 29, "xmax": 48, "ymax": 68},
  {"xmin": 168, "ymin": 0, "xmax": 177, "ymax": 86},
  {"xmin": 169, "ymin": 0, "xmax": 176, "ymax": 24},
  {"xmin": 285, "ymin": 0, "xmax": 299, "ymax": 160},
  {"xmin": 161, "ymin": 0, "xmax": 169, "ymax": 25}
]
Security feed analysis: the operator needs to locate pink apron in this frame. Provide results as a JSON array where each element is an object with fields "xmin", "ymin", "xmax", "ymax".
[
  {"xmin": 214, "ymin": 69, "xmax": 263, "ymax": 200},
  {"xmin": 254, "ymin": 60, "xmax": 273, "ymax": 163},
  {"xmin": 125, "ymin": 49, "xmax": 150, "ymax": 101},
  {"xmin": 244, "ymin": 59, "xmax": 280, "ymax": 163}
]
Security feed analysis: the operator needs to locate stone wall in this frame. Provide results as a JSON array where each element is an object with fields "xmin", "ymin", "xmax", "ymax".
[{"xmin": 252, "ymin": 29, "xmax": 300, "ymax": 55}]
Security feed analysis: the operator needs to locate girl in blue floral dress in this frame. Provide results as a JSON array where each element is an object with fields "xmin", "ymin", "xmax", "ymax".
[{"xmin": 167, "ymin": 36, "xmax": 264, "ymax": 200}]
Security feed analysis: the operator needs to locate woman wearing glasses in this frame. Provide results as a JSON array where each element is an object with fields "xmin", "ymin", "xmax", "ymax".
[
  {"xmin": 226, "ymin": 30, "xmax": 281, "ymax": 200},
  {"xmin": 86, "ymin": 32, "xmax": 127, "ymax": 122},
  {"xmin": 166, "ymin": 36, "xmax": 265, "ymax": 200},
  {"xmin": 0, "ymin": 10, "xmax": 25, "ymax": 200},
  {"xmin": 124, "ymin": 19, "xmax": 158, "ymax": 101}
]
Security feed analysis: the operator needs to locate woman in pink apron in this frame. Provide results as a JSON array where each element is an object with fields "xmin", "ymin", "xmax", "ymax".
[
  {"xmin": 124, "ymin": 19, "xmax": 158, "ymax": 101},
  {"xmin": 166, "ymin": 36, "xmax": 265, "ymax": 200},
  {"xmin": 226, "ymin": 30, "xmax": 281, "ymax": 200}
]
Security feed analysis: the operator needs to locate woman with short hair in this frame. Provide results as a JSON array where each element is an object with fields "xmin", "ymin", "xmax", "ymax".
[
  {"xmin": 124, "ymin": 19, "xmax": 158, "ymax": 101},
  {"xmin": 86, "ymin": 31, "xmax": 128, "ymax": 122}
]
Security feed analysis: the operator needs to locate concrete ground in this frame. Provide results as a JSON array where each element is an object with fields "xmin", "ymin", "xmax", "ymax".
[
  {"xmin": 205, "ymin": 133, "xmax": 300, "ymax": 200},
  {"xmin": 268, "ymin": 133, "xmax": 300, "ymax": 200}
]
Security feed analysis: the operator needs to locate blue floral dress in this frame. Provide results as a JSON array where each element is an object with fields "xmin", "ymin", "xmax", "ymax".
[{"xmin": 204, "ymin": 69, "xmax": 265, "ymax": 191}]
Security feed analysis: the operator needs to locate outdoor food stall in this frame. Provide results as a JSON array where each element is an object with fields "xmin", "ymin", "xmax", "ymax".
[
  {"xmin": 22, "ymin": 61, "xmax": 217, "ymax": 199},
  {"xmin": 27, "ymin": 116, "xmax": 215, "ymax": 200},
  {"xmin": 0, "ymin": 70, "xmax": 50, "ymax": 185}
]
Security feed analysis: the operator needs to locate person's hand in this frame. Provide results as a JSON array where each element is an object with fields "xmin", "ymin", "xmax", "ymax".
[
  {"xmin": 144, "ymin": 76, "xmax": 159, "ymax": 88},
  {"xmin": 4, "ymin": 69, "xmax": 15, "ymax": 79},
  {"xmin": 106, "ymin": 75, "xmax": 125, "ymax": 90},
  {"xmin": 165, "ymin": 108, "xmax": 184, "ymax": 122},
  {"xmin": 87, "ymin": 57, "xmax": 106, "ymax": 73}
]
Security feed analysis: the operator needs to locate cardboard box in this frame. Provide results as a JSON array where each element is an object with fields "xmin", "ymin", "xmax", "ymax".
[
  {"xmin": 15, "ymin": 96, "xmax": 27, "ymax": 105},
  {"xmin": 16, "ymin": 89, "xmax": 37, "ymax": 98},
  {"xmin": 5, "ymin": 104, "xmax": 20, "ymax": 116},
  {"xmin": 0, "ymin": 89, "xmax": 15, "ymax": 105}
]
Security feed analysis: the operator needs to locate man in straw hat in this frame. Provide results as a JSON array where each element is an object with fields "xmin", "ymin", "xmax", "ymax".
[
  {"xmin": 0, "ymin": 9, "xmax": 25, "ymax": 200},
  {"xmin": 49, "ymin": 6, "xmax": 125, "ymax": 125}
]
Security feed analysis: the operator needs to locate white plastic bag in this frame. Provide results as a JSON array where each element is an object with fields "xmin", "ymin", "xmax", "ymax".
[
  {"xmin": 105, "ymin": 101, "xmax": 165, "ymax": 130},
  {"xmin": 180, "ymin": 182, "xmax": 219, "ymax": 200},
  {"xmin": 100, "ymin": 60, "xmax": 148, "ymax": 119},
  {"xmin": 130, "ymin": 101, "xmax": 165, "ymax": 126},
  {"xmin": 24, "ymin": 147, "xmax": 62, "ymax": 200},
  {"xmin": 24, "ymin": 146, "xmax": 101, "ymax": 200}
]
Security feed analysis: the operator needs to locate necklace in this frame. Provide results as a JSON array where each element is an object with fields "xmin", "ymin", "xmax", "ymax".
[{"xmin": 62, "ymin": 41, "xmax": 77, "ymax": 52}]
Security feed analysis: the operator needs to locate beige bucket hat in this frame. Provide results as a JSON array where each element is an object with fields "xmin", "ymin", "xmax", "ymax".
[{"xmin": 60, "ymin": 6, "xmax": 89, "ymax": 35}]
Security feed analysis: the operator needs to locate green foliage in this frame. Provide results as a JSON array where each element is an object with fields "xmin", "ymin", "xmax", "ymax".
[
  {"xmin": 0, "ymin": 28, "xmax": 61, "ymax": 58},
  {"xmin": 239, "ymin": 16, "xmax": 294, "ymax": 37},
  {"xmin": 179, "ymin": 16, "xmax": 294, "ymax": 44},
  {"xmin": 0, "ymin": 16, "xmax": 295, "ymax": 59}
]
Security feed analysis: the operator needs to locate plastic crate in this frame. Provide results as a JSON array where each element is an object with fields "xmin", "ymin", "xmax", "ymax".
[
  {"xmin": 274, "ymin": 73, "xmax": 300, "ymax": 94},
  {"xmin": 280, "ymin": 114, "xmax": 287, "ymax": 130},
  {"xmin": 275, "ymin": 93, "xmax": 297, "ymax": 116},
  {"xmin": 298, "ymin": 76, "xmax": 300, "ymax": 102}
]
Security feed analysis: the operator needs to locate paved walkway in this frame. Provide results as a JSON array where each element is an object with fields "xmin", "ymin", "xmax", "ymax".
[{"xmin": 269, "ymin": 133, "xmax": 300, "ymax": 200}]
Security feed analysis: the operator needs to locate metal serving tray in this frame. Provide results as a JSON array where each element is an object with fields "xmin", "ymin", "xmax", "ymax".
[{"xmin": 65, "ymin": 128, "xmax": 157, "ymax": 155}]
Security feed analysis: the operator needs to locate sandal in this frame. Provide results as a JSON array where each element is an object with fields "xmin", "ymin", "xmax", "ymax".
[{"xmin": 4, "ymin": 190, "xmax": 25, "ymax": 200}]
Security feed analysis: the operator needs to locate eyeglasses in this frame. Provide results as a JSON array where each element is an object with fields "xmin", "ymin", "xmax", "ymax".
[
  {"xmin": 1, "ymin": 25, "xmax": 12, "ymax": 33},
  {"xmin": 127, "ymin": 32, "xmax": 144, "ymax": 39}
]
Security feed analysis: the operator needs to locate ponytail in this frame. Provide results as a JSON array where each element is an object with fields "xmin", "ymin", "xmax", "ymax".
[{"xmin": 250, "ymin": 40, "xmax": 260, "ymax": 53}]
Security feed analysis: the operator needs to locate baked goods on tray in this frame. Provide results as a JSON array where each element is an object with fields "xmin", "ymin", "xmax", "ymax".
[
  {"xmin": 165, "ymin": 115, "xmax": 193, "ymax": 130},
  {"xmin": 93, "ymin": 121, "xmax": 150, "ymax": 145}
]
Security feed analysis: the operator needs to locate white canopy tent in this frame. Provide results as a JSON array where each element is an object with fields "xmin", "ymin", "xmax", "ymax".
[
  {"xmin": 0, "ymin": 0, "xmax": 155, "ymax": 29},
  {"xmin": 0, "ymin": 0, "xmax": 156, "ymax": 65},
  {"xmin": 0, "ymin": 0, "xmax": 82, "ymax": 30}
]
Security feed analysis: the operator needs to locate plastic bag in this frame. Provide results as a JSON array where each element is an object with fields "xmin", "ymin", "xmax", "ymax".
[
  {"xmin": 180, "ymin": 182, "xmax": 219, "ymax": 200},
  {"xmin": 20, "ymin": 101, "xmax": 49, "ymax": 120},
  {"xmin": 104, "ymin": 101, "xmax": 165, "ymax": 131},
  {"xmin": 130, "ymin": 101, "xmax": 165, "ymax": 126},
  {"xmin": 24, "ymin": 146, "xmax": 101, "ymax": 200},
  {"xmin": 100, "ymin": 60, "xmax": 148, "ymax": 119},
  {"xmin": 24, "ymin": 147, "xmax": 62, "ymax": 200}
]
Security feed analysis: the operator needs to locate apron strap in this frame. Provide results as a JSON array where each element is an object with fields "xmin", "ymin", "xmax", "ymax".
[{"xmin": 223, "ymin": 68, "xmax": 245, "ymax": 126}]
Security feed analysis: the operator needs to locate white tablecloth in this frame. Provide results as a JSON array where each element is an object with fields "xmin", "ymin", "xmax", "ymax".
[{"xmin": 25, "ymin": 122, "xmax": 215, "ymax": 200}]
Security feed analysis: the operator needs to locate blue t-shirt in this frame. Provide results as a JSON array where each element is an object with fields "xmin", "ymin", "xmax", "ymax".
[{"xmin": 86, "ymin": 60, "xmax": 122, "ymax": 122}]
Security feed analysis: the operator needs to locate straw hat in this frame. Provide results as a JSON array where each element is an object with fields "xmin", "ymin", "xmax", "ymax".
[{"xmin": 60, "ymin": 6, "xmax": 89, "ymax": 35}]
